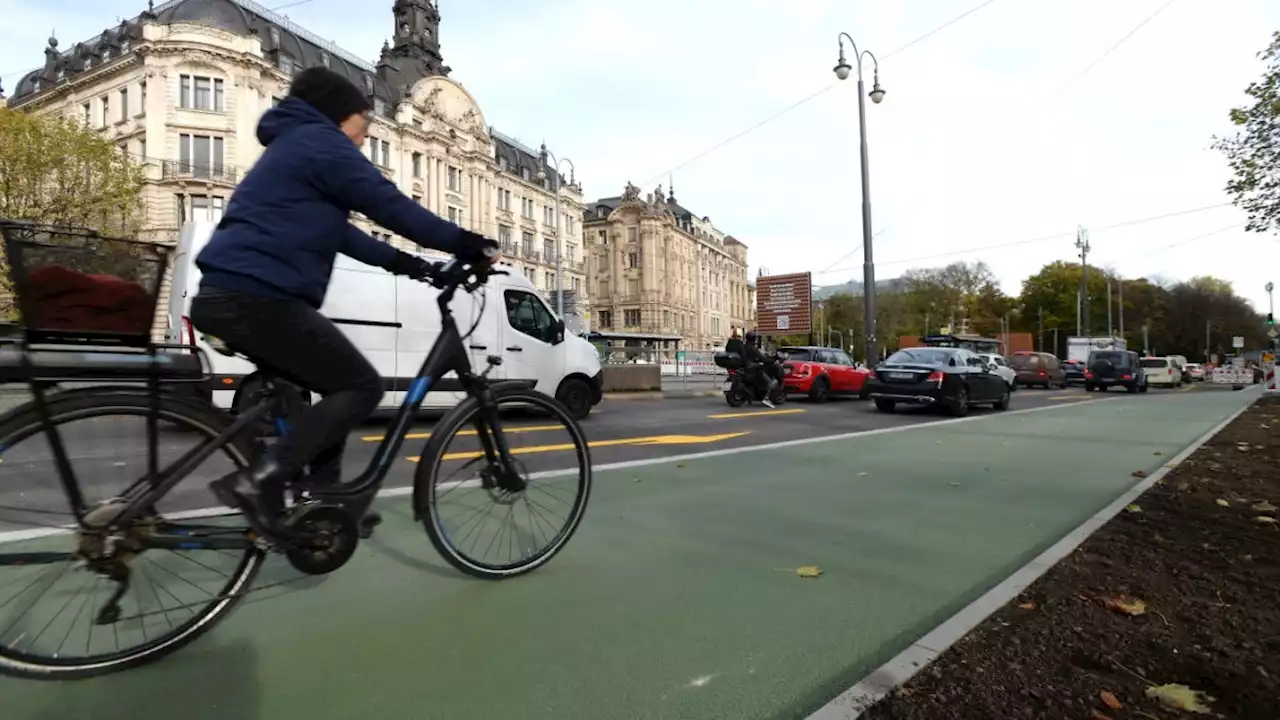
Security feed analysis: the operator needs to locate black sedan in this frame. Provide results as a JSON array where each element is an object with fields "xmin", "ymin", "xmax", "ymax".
[{"xmin": 864, "ymin": 347, "xmax": 1011, "ymax": 416}]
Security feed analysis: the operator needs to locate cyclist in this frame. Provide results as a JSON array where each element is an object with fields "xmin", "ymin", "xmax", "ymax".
[{"xmin": 190, "ymin": 67, "xmax": 498, "ymax": 540}]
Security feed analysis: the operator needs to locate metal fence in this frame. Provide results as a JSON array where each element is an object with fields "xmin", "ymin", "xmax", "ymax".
[{"xmin": 597, "ymin": 346, "xmax": 727, "ymax": 392}]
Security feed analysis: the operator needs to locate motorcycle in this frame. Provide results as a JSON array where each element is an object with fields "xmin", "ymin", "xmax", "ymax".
[{"xmin": 714, "ymin": 351, "xmax": 787, "ymax": 408}]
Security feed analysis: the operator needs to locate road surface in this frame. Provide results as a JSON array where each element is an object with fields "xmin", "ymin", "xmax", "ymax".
[{"xmin": 0, "ymin": 382, "xmax": 1245, "ymax": 719}]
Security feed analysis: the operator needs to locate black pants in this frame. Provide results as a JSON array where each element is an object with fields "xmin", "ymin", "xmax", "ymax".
[
  {"xmin": 189, "ymin": 288, "xmax": 383, "ymax": 483},
  {"xmin": 746, "ymin": 363, "xmax": 772, "ymax": 399}
]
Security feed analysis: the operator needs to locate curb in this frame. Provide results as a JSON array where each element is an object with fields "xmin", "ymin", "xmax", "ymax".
[{"xmin": 807, "ymin": 392, "xmax": 1258, "ymax": 720}]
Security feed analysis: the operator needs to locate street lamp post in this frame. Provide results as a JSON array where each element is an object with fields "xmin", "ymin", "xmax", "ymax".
[
  {"xmin": 537, "ymin": 144, "xmax": 576, "ymax": 319},
  {"xmin": 833, "ymin": 32, "xmax": 886, "ymax": 365}
]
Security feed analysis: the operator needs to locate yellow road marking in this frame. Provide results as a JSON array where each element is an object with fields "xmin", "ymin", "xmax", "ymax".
[
  {"xmin": 361, "ymin": 424, "xmax": 565, "ymax": 443},
  {"xmin": 707, "ymin": 408, "xmax": 807, "ymax": 419},
  {"xmin": 407, "ymin": 431, "xmax": 750, "ymax": 462}
]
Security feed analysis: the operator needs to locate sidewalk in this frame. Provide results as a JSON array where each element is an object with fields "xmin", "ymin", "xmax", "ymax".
[{"xmin": 0, "ymin": 388, "xmax": 1254, "ymax": 720}]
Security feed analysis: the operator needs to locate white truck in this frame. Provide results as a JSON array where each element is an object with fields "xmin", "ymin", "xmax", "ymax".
[{"xmin": 1067, "ymin": 336, "xmax": 1127, "ymax": 364}]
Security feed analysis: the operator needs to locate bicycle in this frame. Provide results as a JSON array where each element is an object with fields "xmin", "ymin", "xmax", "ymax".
[{"xmin": 0, "ymin": 221, "xmax": 592, "ymax": 679}]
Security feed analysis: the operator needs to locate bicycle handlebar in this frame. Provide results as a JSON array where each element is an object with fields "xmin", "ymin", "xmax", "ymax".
[{"xmin": 418, "ymin": 246, "xmax": 508, "ymax": 295}]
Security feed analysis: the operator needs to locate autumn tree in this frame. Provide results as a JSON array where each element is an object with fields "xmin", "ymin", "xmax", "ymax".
[
  {"xmin": 901, "ymin": 261, "xmax": 998, "ymax": 330},
  {"xmin": 0, "ymin": 106, "xmax": 146, "ymax": 318},
  {"xmin": 1213, "ymin": 30, "xmax": 1280, "ymax": 234}
]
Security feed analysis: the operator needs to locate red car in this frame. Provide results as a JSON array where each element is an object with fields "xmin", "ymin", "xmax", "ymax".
[{"xmin": 779, "ymin": 346, "xmax": 871, "ymax": 402}]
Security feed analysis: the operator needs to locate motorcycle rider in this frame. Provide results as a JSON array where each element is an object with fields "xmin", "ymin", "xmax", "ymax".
[{"xmin": 742, "ymin": 330, "xmax": 777, "ymax": 408}]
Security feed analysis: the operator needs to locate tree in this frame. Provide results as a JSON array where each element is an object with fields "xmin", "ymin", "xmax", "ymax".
[
  {"xmin": 901, "ymin": 261, "xmax": 998, "ymax": 330},
  {"xmin": 0, "ymin": 107, "xmax": 146, "ymax": 319},
  {"xmin": 1213, "ymin": 30, "xmax": 1280, "ymax": 234}
]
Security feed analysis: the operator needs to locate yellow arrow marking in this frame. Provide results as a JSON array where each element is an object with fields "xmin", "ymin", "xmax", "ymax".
[
  {"xmin": 708, "ymin": 408, "xmax": 807, "ymax": 419},
  {"xmin": 407, "ymin": 431, "xmax": 750, "ymax": 462},
  {"xmin": 362, "ymin": 424, "xmax": 565, "ymax": 443}
]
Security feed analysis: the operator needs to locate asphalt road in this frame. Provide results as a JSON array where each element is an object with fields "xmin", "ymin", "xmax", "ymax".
[{"xmin": 0, "ymin": 382, "xmax": 1202, "ymax": 534}]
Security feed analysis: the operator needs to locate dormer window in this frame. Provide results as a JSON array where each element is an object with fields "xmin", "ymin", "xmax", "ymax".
[
  {"xmin": 121, "ymin": 39, "xmax": 130, "ymax": 52},
  {"xmin": 102, "ymin": 48, "xmax": 111, "ymax": 61},
  {"xmin": 56, "ymin": 68, "xmax": 65, "ymax": 81},
  {"xmin": 373, "ymin": 97, "xmax": 386, "ymax": 115},
  {"xmin": 269, "ymin": 27, "xmax": 281, "ymax": 45},
  {"xmin": 320, "ymin": 52, "xmax": 330, "ymax": 68},
  {"xmin": 498, "ymin": 156, "xmax": 508, "ymax": 172},
  {"xmin": 520, "ymin": 167, "xmax": 529, "ymax": 181},
  {"xmin": 363, "ymin": 74, "xmax": 374, "ymax": 95},
  {"xmin": 278, "ymin": 55, "xmax": 294, "ymax": 76}
]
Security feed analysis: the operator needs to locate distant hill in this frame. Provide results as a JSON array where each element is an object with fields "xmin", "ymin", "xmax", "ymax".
[{"xmin": 812, "ymin": 277, "xmax": 908, "ymax": 301}]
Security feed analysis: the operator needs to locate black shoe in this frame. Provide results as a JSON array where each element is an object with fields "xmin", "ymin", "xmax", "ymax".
[
  {"xmin": 209, "ymin": 457, "xmax": 293, "ymax": 542},
  {"xmin": 358, "ymin": 511, "xmax": 383, "ymax": 540}
]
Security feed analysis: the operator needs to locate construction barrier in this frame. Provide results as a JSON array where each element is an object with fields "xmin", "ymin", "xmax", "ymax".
[{"xmin": 1264, "ymin": 354, "xmax": 1277, "ymax": 393}]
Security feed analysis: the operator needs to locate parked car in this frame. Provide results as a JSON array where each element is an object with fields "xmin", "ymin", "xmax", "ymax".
[
  {"xmin": 864, "ymin": 347, "xmax": 1010, "ymax": 416},
  {"xmin": 1084, "ymin": 349, "xmax": 1148, "ymax": 393},
  {"xmin": 1184, "ymin": 362, "xmax": 1205, "ymax": 381},
  {"xmin": 1009, "ymin": 351, "xmax": 1068, "ymax": 388},
  {"xmin": 976, "ymin": 352, "xmax": 1017, "ymax": 390},
  {"xmin": 777, "ymin": 346, "xmax": 871, "ymax": 402},
  {"xmin": 1141, "ymin": 356, "xmax": 1182, "ymax": 387},
  {"xmin": 1063, "ymin": 359, "xmax": 1087, "ymax": 385}
]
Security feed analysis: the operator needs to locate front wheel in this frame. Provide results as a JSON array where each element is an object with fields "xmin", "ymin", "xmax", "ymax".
[{"xmin": 414, "ymin": 388, "xmax": 592, "ymax": 580}]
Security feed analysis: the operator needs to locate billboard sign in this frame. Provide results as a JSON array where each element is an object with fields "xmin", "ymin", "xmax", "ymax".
[{"xmin": 755, "ymin": 272, "xmax": 813, "ymax": 335}]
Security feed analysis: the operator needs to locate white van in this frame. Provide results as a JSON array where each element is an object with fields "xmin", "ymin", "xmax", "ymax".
[{"xmin": 165, "ymin": 221, "xmax": 603, "ymax": 419}]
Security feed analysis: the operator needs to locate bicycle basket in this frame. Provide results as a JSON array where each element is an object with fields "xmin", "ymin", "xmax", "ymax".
[{"xmin": 1, "ymin": 220, "xmax": 171, "ymax": 347}]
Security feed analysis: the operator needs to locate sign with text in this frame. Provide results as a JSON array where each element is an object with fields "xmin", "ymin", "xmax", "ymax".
[
  {"xmin": 755, "ymin": 272, "xmax": 813, "ymax": 335},
  {"xmin": 1232, "ymin": 336, "xmax": 1245, "ymax": 349}
]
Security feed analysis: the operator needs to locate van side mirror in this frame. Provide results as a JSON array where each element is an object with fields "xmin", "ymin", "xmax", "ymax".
[{"xmin": 551, "ymin": 318, "xmax": 565, "ymax": 345}]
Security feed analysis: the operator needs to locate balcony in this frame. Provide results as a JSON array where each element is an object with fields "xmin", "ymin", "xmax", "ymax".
[{"xmin": 161, "ymin": 160, "xmax": 239, "ymax": 184}]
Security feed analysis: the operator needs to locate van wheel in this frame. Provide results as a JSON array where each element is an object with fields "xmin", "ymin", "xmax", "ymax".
[{"xmin": 555, "ymin": 377, "xmax": 593, "ymax": 420}]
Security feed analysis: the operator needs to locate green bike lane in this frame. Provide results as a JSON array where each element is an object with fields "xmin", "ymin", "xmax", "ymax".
[{"xmin": 2, "ymin": 387, "xmax": 1253, "ymax": 720}]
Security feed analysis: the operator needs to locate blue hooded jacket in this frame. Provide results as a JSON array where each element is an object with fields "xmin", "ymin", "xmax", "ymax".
[{"xmin": 196, "ymin": 97, "xmax": 463, "ymax": 308}]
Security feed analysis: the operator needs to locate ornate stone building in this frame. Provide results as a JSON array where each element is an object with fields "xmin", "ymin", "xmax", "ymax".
[
  {"xmin": 2, "ymin": 0, "xmax": 587, "ymax": 311},
  {"xmin": 583, "ymin": 183, "xmax": 753, "ymax": 350}
]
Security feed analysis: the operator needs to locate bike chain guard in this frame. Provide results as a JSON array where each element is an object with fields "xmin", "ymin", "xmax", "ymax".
[{"xmin": 282, "ymin": 503, "xmax": 359, "ymax": 575}]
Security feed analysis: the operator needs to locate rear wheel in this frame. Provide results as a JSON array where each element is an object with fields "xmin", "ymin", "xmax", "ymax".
[
  {"xmin": 724, "ymin": 381, "xmax": 746, "ymax": 407},
  {"xmin": 948, "ymin": 385, "xmax": 970, "ymax": 417},
  {"xmin": 808, "ymin": 376, "xmax": 830, "ymax": 403},
  {"xmin": 993, "ymin": 385, "xmax": 1011, "ymax": 411},
  {"xmin": 0, "ymin": 393, "xmax": 264, "ymax": 679}
]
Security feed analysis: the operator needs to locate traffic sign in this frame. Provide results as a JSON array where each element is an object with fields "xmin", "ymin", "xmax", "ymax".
[
  {"xmin": 1232, "ymin": 336, "xmax": 1245, "ymax": 348},
  {"xmin": 1270, "ymin": 328, "xmax": 1278, "ymax": 339}
]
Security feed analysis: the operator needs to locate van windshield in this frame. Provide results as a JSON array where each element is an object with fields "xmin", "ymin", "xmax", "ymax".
[{"xmin": 1141, "ymin": 358, "xmax": 1169, "ymax": 368}]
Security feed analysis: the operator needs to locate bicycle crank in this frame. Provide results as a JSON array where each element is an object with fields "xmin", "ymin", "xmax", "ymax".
[{"xmin": 282, "ymin": 503, "xmax": 359, "ymax": 575}]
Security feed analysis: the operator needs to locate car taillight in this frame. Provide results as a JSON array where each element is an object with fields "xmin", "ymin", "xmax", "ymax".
[
  {"xmin": 1038, "ymin": 369, "xmax": 1046, "ymax": 375},
  {"xmin": 1084, "ymin": 370, "xmax": 1093, "ymax": 379},
  {"xmin": 1122, "ymin": 373, "xmax": 1132, "ymax": 380},
  {"xmin": 181, "ymin": 315, "xmax": 196, "ymax": 351},
  {"xmin": 927, "ymin": 370, "xmax": 944, "ymax": 384}
]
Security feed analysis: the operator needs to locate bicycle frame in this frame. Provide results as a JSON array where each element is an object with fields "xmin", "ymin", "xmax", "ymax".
[{"xmin": 16, "ymin": 275, "xmax": 518, "ymax": 553}]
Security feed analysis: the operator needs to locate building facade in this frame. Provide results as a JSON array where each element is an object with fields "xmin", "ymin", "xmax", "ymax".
[
  {"xmin": 2, "ymin": 0, "xmax": 586, "ymax": 315},
  {"xmin": 583, "ymin": 183, "xmax": 753, "ymax": 350}
]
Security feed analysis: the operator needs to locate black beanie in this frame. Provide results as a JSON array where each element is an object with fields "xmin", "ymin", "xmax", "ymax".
[{"xmin": 287, "ymin": 67, "xmax": 371, "ymax": 125}]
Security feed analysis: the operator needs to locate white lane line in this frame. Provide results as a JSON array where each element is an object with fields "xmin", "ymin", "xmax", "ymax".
[
  {"xmin": 0, "ymin": 396, "xmax": 1116, "ymax": 545},
  {"xmin": 805, "ymin": 395, "xmax": 1256, "ymax": 719}
]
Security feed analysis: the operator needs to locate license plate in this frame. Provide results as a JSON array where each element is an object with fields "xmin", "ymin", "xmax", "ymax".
[
  {"xmin": 888, "ymin": 372, "xmax": 915, "ymax": 380},
  {"xmin": 722, "ymin": 381, "xmax": 732, "ymax": 391}
]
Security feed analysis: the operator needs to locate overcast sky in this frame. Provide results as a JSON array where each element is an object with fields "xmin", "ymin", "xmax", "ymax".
[{"xmin": 3, "ymin": 0, "xmax": 1278, "ymax": 312}]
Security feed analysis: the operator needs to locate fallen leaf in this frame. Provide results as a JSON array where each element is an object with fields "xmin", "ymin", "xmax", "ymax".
[
  {"xmin": 1216, "ymin": 498, "xmax": 1231, "ymax": 507},
  {"xmin": 1238, "ymin": 445, "xmax": 1250, "ymax": 452},
  {"xmin": 1091, "ymin": 712, "xmax": 1113, "ymax": 720},
  {"xmin": 1100, "ymin": 690, "xmax": 1122, "ymax": 709},
  {"xmin": 949, "ymin": 481, "xmax": 961, "ymax": 487},
  {"xmin": 856, "ymin": 472, "xmax": 868, "ymax": 477},
  {"xmin": 1106, "ymin": 596, "xmax": 1147, "ymax": 616},
  {"xmin": 676, "ymin": 463, "xmax": 686, "ymax": 468},
  {"xmin": 1255, "ymin": 516, "xmax": 1278, "ymax": 525},
  {"xmin": 1153, "ymin": 451, "xmax": 1163, "ymax": 456},
  {"xmin": 1144, "ymin": 683, "xmax": 1213, "ymax": 714},
  {"xmin": 1017, "ymin": 601, "xmax": 1036, "ymax": 610},
  {"xmin": 1131, "ymin": 469, "xmax": 1149, "ymax": 478},
  {"xmin": 1125, "ymin": 504, "xmax": 1143, "ymax": 513},
  {"xmin": 795, "ymin": 565, "xmax": 822, "ymax": 578},
  {"xmin": 1253, "ymin": 501, "xmax": 1277, "ymax": 513}
]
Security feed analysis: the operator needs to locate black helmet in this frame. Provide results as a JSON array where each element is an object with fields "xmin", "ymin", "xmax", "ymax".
[{"xmin": 744, "ymin": 330, "xmax": 758, "ymax": 343}]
